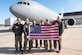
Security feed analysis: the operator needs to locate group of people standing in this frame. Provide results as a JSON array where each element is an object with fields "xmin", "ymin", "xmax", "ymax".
[{"xmin": 12, "ymin": 16, "xmax": 64, "ymax": 54}]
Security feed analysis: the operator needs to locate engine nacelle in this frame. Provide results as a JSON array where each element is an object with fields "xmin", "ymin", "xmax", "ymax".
[{"xmin": 67, "ymin": 18, "xmax": 76, "ymax": 26}]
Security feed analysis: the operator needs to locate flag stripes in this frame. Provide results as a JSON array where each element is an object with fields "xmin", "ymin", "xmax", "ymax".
[{"xmin": 29, "ymin": 24, "xmax": 59, "ymax": 40}]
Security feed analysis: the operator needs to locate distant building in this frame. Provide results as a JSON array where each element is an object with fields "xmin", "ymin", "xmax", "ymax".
[
  {"xmin": 5, "ymin": 18, "xmax": 16, "ymax": 26},
  {"xmin": 5, "ymin": 18, "xmax": 25, "ymax": 26}
]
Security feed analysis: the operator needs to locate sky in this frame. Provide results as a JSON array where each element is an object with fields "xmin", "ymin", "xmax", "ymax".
[{"xmin": 0, "ymin": 0, "xmax": 82, "ymax": 24}]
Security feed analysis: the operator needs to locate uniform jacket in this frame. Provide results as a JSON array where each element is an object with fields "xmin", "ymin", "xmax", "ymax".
[
  {"xmin": 12, "ymin": 23, "xmax": 23, "ymax": 36},
  {"xmin": 23, "ymin": 23, "xmax": 29, "ymax": 36},
  {"xmin": 55, "ymin": 21, "xmax": 64, "ymax": 36}
]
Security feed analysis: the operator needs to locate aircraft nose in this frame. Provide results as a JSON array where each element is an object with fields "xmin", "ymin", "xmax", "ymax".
[
  {"xmin": 10, "ymin": 4, "xmax": 28, "ymax": 19},
  {"xmin": 10, "ymin": 4, "xmax": 26, "ymax": 19},
  {"xmin": 10, "ymin": 5, "xmax": 15, "ymax": 12},
  {"xmin": 10, "ymin": 4, "xmax": 20, "ymax": 17}
]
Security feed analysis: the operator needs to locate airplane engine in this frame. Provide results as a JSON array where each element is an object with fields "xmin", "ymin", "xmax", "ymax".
[{"xmin": 67, "ymin": 18, "xmax": 76, "ymax": 26}]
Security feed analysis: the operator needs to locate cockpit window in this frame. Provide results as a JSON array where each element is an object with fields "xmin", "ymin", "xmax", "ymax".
[
  {"xmin": 27, "ymin": 2, "xmax": 30, "ymax": 5},
  {"xmin": 17, "ymin": 2, "xmax": 22, "ymax": 4},
  {"xmin": 23, "ymin": 2, "xmax": 26, "ymax": 5},
  {"xmin": 17, "ymin": 2, "xmax": 30, "ymax": 5}
]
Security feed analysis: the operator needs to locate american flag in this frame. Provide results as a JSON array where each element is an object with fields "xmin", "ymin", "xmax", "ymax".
[{"xmin": 29, "ymin": 24, "xmax": 59, "ymax": 40}]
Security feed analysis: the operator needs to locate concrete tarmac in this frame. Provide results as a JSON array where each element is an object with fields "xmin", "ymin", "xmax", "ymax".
[{"xmin": 0, "ymin": 25, "xmax": 82, "ymax": 55}]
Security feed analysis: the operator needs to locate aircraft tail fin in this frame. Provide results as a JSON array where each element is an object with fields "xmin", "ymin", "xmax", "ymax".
[{"xmin": 61, "ymin": 8, "xmax": 64, "ymax": 18}]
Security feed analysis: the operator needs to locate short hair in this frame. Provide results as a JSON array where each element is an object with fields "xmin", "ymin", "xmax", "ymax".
[
  {"xmin": 41, "ymin": 20, "xmax": 44, "ymax": 22},
  {"xmin": 46, "ymin": 19, "xmax": 49, "ymax": 21},
  {"xmin": 17, "ymin": 18, "xmax": 21, "ymax": 21},
  {"xmin": 25, "ymin": 18, "xmax": 29, "ymax": 20},
  {"xmin": 57, "ymin": 16, "xmax": 61, "ymax": 21},
  {"xmin": 57, "ymin": 16, "xmax": 60, "ymax": 19}
]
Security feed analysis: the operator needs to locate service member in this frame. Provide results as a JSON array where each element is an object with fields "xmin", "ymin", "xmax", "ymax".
[
  {"xmin": 53, "ymin": 16, "xmax": 64, "ymax": 53},
  {"xmin": 45, "ymin": 19, "xmax": 52, "ymax": 51},
  {"xmin": 32, "ymin": 20, "xmax": 38, "ymax": 48},
  {"xmin": 12, "ymin": 18, "xmax": 23, "ymax": 53},
  {"xmin": 23, "ymin": 18, "xmax": 30, "ymax": 53},
  {"xmin": 39, "ymin": 20, "xmax": 45, "ymax": 48}
]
